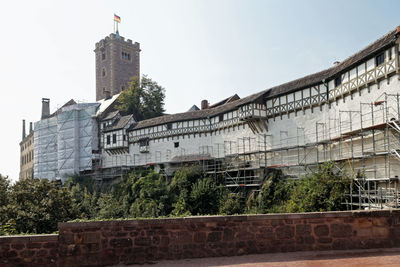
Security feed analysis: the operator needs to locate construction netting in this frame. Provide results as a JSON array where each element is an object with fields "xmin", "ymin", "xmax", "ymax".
[{"xmin": 34, "ymin": 103, "xmax": 99, "ymax": 181}]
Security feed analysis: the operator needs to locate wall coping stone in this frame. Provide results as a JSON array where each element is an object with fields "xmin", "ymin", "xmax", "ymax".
[
  {"xmin": 58, "ymin": 209, "xmax": 400, "ymax": 228},
  {"xmin": 0, "ymin": 234, "xmax": 58, "ymax": 243}
]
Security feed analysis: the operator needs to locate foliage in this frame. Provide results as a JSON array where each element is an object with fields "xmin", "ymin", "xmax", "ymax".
[
  {"xmin": 189, "ymin": 177, "xmax": 221, "ymax": 215},
  {"xmin": 285, "ymin": 162, "xmax": 351, "ymax": 212},
  {"xmin": 65, "ymin": 175, "xmax": 98, "ymax": 219},
  {"xmin": 3, "ymin": 178, "xmax": 76, "ymax": 234},
  {"xmin": 169, "ymin": 167, "xmax": 202, "ymax": 216},
  {"xmin": 117, "ymin": 75, "xmax": 166, "ymax": 121},
  {"xmin": 0, "ymin": 174, "xmax": 10, "ymax": 223},
  {"xmin": 0, "ymin": 162, "xmax": 352, "ymax": 235},
  {"xmin": 219, "ymin": 192, "xmax": 244, "ymax": 215},
  {"xmin": 0, "ymin": 219, "xmax": 17, "ymax": 236},
  {"xmin": 97, "ymin": 193, "xmax": 125, "ymax": 219}
]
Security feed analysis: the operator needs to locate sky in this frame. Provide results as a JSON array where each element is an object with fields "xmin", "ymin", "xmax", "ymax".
[{"xmin": 1, "ymin": 0, "xmax": 400, "ymax": 182}]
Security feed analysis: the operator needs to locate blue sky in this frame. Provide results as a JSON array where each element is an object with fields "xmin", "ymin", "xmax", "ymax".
[{"xmin": 1, "ymin": 0, "xmax": 399, "ymax": 181}]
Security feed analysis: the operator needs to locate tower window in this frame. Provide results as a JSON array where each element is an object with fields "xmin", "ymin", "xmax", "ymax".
[
  {"xmin": 102, "ymin": 52, "xmax": 106, "ymax": 60},
  {"xmin": 102, "ymin": 68, "xmax": 106, "ymax": 77},
  {"xmin": 122, "ymin": 51, "xmax": 131, "ymax": 61},
  {"xmin": 174, "ymin": 142, "xmax": 179, "ymax": 148},
  {"xmin": 376, "ymin": 53, "xmax": 385, "ymax": 66}
]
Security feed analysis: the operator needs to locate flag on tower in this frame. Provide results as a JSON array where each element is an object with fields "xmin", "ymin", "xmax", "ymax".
[{"xmin": 114, "ymin": 14, "xmax": 121, "ymax": 23}]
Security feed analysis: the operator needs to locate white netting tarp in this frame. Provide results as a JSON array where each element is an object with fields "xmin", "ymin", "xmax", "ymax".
[{"xmin": 34, "ymin": 103, "xmax": 99, "ymax": 181}]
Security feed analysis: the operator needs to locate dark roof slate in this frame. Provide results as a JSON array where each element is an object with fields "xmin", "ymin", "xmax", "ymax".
[
  {"xmin": 103, "ymin": 114, "xmax": 134, "ymax": 132},
  {"xmin": 102, "ymin": 110, "xmax": 120, "ymax": 121},
  {"xmin": 209, "ymin": 94, "xmax": 240, "ymax": 108},
  {"xmin": 130, "ymin": 27, "xmax": 399, "ymax": 131},
  {"xmin": 50, "ymin": 99, "xmax": 77, "ymax": 118},
  {"xmin": 188, "ymin": 105, "xmax": 200, "ymax": 111}
]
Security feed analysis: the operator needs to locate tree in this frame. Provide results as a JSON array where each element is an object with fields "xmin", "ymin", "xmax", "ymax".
[
  {"xmin": 5, "ymin": 178, "xmax": 76, "ymax": 234},
  {"xmin": 0, "ymin": 174, "xmax": 10, "ymax": 207},
  {"xmin": 117, "ymin": 75, "xmax": 166, "ymax": 121},
  {"xmin": 219, "ymin": 192, "xmax": 244, "ymax": 215},
  {"xmin": 189, "ymin": 178, "xmax": 220, "ymax": 215},
  {"xmin": 285, "ymin": 162, "xmax": 350, "ymax": 213}
]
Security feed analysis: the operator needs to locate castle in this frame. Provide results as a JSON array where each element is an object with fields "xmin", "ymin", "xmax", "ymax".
[{"xmin": 20, "ymin": 26, "xmax": 400, "ymax": 208}]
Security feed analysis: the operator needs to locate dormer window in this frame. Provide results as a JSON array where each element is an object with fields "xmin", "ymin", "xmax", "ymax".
[
  {"xmin": 376, "ymin": 53, "xmax": 385, "ymax": 66},
  {"xmin": 334, "ymin": 76, "xmax": 342, "ymax": 87}
]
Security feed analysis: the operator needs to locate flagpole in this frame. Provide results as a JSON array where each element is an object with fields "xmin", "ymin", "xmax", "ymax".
[{"xmin": 113, "ymin": 19, "xmax": 115, "ymax": 33}]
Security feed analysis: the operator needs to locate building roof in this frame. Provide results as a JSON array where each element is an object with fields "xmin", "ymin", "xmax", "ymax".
[
  {"xmin": 188, "ymin": 105, "xmax": 200, "ymax": 111},
  {"xmin": 129, "ymin": 26, "xmax": 399, "ymax": 131},
  {"xmin": 102, "ymin": 110, "xmax": 120, "ymax": 121},
  {"xmin": 50, "ymin": 99, "xmax": 76, "ymax": 118},
  {"xmin": 103, "ymin": 114, "xmax": 134, "ymax": 132},
  {"xmin": 208, "ymin": 94, "xmax": 240, "ymax": 108},
  {"xmin": 96, "ymin": 93, "xmax": 121, "ymax": 117}
]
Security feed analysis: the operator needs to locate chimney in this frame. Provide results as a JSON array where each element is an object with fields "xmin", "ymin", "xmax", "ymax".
[
  {"xmin": 333, "ymin": 61, "xmax": 340, "ymax": 66},
  {"xmin": 201, "ymin": 99, "xmax": 209, "ymax": 110},
  {"xmin": 29, "ymin": 122, "xmax": 33, "ymax": 134},
  {"xmin": 22, "ymin": 120, "xmax": 26, "ymax": 140},
  {"xmin": 105, "ymin": 90, "xmax": 111, "ymax": 100},
  {"xmin": 41, "ymin": 98, "xmax": 50, "ymax": 119}
]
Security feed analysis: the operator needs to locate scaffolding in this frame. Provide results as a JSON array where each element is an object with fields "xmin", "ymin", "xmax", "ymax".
[
  {"xmin": 199, "ymin": 93, "xmax": 400, "ymax": 208},
  {"xmin": 34, "ymin": 103, "xmax": 99, "ymax": 182}
]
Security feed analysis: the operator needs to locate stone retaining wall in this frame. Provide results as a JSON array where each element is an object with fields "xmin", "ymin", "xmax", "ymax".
[
  {"xmin": 57, "ymin": 210, "xmax": 400, "ymax": 266},
  {"xmin": 0, "ymin": 234, "xmax": 58, "ymax": 266},
  {"xmin": 1, "ymin": 210, "xmax": 400, "ymax": 266}
]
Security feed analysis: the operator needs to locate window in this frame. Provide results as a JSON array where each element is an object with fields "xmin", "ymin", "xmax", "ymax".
[
  {"xmin": 123, "ymin": 135, "xmax": 126, "ymax": 141},
  {"xmin": 102, "ymin": 68, "xmax": 106, "ymax": 77},
  {"xmin": 112, "ymin": 134, "xmax": 117, "ymax": 144},
  {"xmin": 376, "ymin": 53, "xmax": 385, "ymax": 66},
  {"xmin": 102, "ymin": 52, "xmax": 106, "ymax": 60},
  {"xmin": 139, "ymin": 138, "xmax": 149, "ymax": 147},
  {"xmin": 167, "ymin": 123, "xmax": 172, "ymax": 130},
  {"xmin": 103, "ymin": 123, "xmax": 106, "ymax": 128},
  {"xmin": 174, "ymin": 142, "xmax": 179, "ymax": 148},
  {"xmin": 334, "ymin": 76, "xmax": 342, "ymax": 87},
  {"xmin": 122, "ymin": 51, "xmax": 131, "ymax": 61},
  {"xmin": 106, "ymin": 135, "xmax": 110, "ymax": 145},
  {"xmin": 219, "ymin": 114, "xmax": 224, "ymax": 122}
]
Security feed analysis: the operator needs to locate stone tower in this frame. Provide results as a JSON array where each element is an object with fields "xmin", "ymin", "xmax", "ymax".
[{"xmin": 94, "ymin": 33, "xmax": 140, "ymax": 101}]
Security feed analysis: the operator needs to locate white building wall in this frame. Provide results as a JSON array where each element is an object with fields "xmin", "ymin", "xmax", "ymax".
[{"xmin": 120, "ymin": 45, "xmax": 400, "ymax": 181}]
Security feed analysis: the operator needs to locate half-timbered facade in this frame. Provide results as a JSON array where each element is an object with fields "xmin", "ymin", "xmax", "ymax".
[
  {"xmin": 30, "ymin": 26, "xmax": 400, "ymax": 206},
  {"xmin": 119, "ymin": 26, "xmax": 400, "ymax": 189}
]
